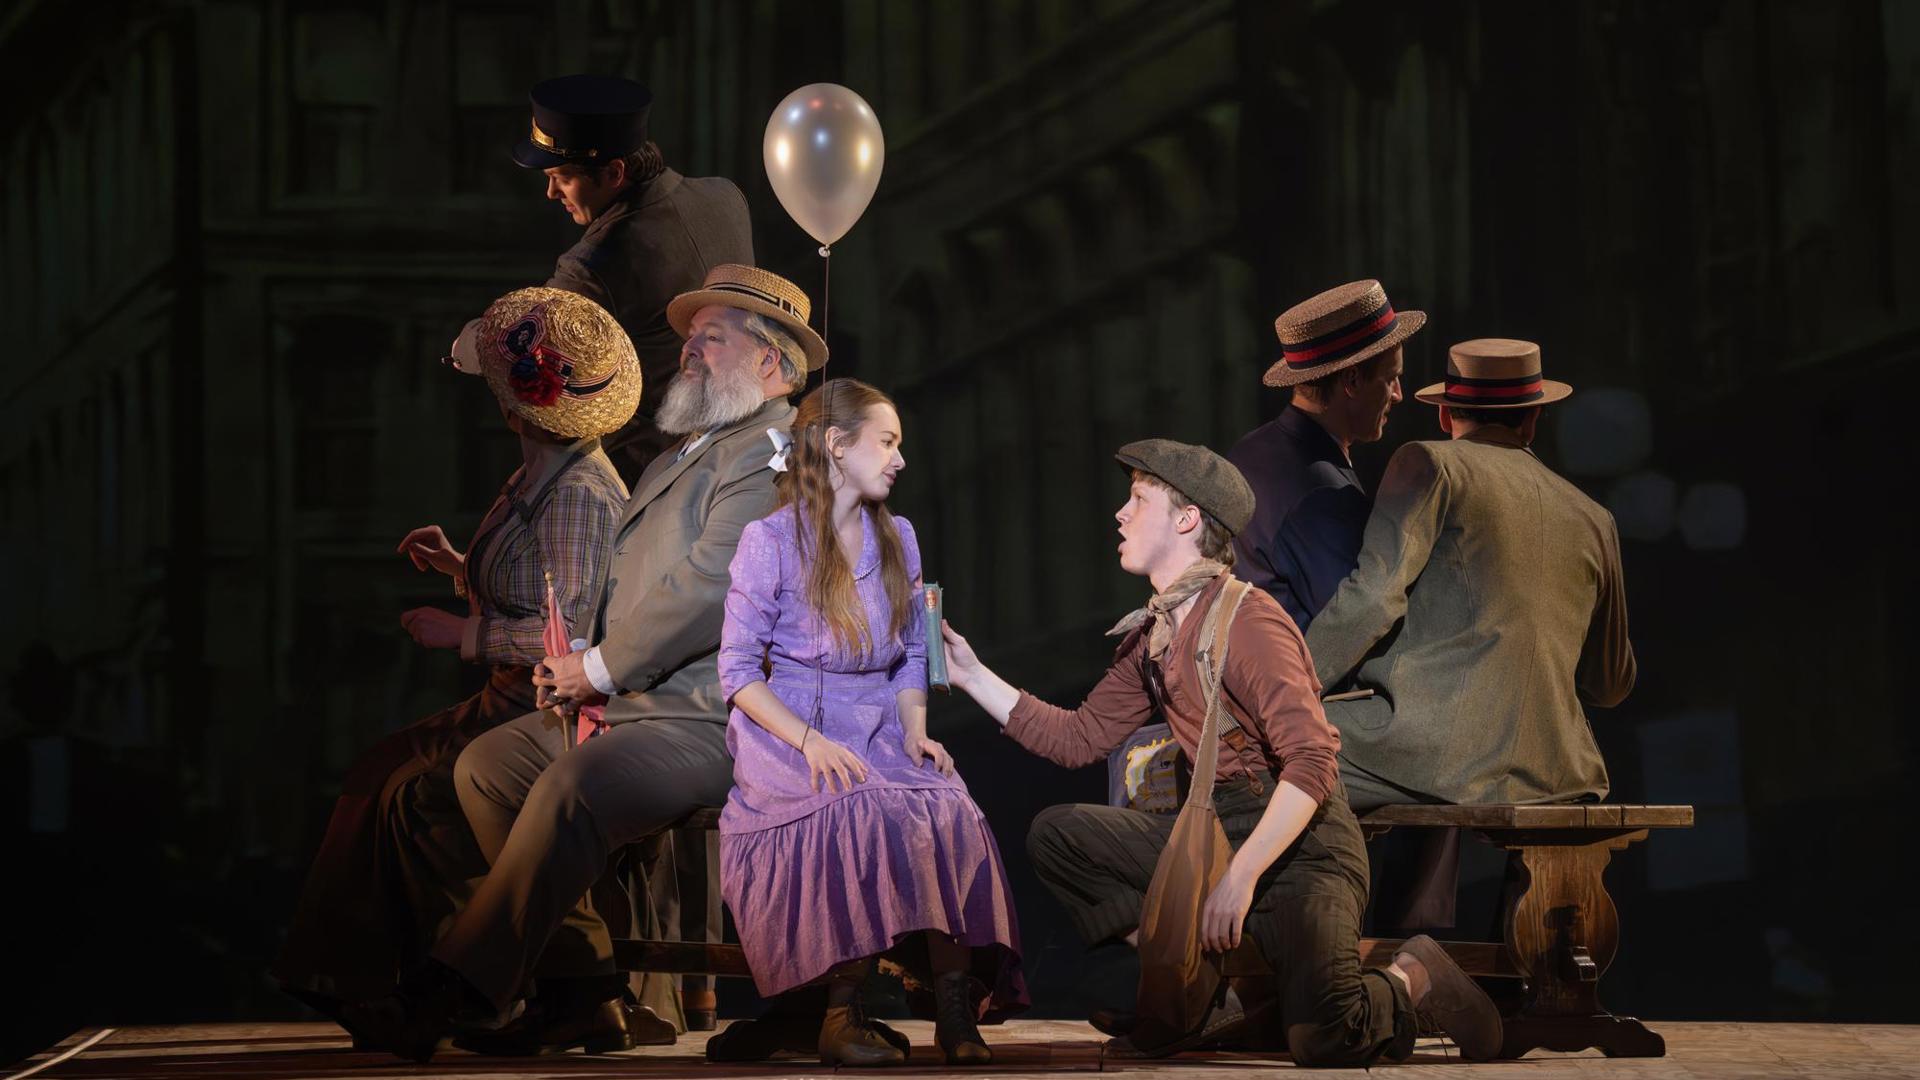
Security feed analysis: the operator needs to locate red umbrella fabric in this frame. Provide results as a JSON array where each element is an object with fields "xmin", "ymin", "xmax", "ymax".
[{"xmin": 545, "ymin": 571, "xmax": 606, "ymax": 745}]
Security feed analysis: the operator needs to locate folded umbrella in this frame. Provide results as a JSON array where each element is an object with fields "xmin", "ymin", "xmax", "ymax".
[{"xmin": 544, "ymin": 570, "xmax": 607, "ymax": 745}]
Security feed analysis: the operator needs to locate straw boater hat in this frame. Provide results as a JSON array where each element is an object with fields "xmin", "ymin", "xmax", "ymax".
[
  {"xmin": 666, "ymin": 264, "xmax": 829, "ymax": 372},
  {"xmin": 474, "ymin": 287, "xmax": 642, "ymax": 439},
  {"xmin": 1263, "ymin": 279, "xmax": 1426, "ymax": 387},
  {"xmin": 1414, "ymin": 338, "xmax": 1572, "ymax": 409}
]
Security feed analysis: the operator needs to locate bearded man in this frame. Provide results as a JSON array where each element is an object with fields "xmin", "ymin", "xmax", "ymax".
[{"xmin": 349, "ymin": 266, "xmax": 821, "ymax": 1061}]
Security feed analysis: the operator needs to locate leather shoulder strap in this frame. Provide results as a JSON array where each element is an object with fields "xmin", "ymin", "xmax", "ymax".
[{"xmin": 1185, "ymin": 577, "xmax": 1252, "ymax": 809}]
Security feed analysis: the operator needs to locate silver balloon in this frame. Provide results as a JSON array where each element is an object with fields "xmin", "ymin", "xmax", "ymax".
[{"xmin": 763, "ymin": 83, "xmax": 885, "ymax": 247}]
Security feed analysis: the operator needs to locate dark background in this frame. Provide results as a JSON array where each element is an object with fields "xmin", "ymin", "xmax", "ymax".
[{"xmin": 3, "ymin": 0, "xmax": 1916, "ymax": 1058}]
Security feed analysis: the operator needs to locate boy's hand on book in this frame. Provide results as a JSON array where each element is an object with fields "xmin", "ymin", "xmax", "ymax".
[{"xmin": 940, "ymin": 620, "xmax": 981, "ymax": 688}]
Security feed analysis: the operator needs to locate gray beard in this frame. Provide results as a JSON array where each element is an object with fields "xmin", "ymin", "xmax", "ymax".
[{"xmin": 654, "ymin": 361, "xmax": 765, "ymax": 435}]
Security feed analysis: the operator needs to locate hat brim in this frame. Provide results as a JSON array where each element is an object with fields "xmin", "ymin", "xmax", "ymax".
[
  {"xmin": 480, "ymin": 356, "xmax": 642, "ymax": 439},
  {"xmin": 1112, "ymin": 450, "xmax": 1152, "ymax": 480},
  {"xmin": 1111, "ymin": 449, "xmax": 1251, "ymax": 536},
  {"xmin": 474, "ymin": 288, "xmax": 644, "ymax": 439},
  {"xmin": 666, "ymin": 290, "xmax": 830, "ymax": 372},
  {"xmin": 511, "ymin": 139, "xmax": 577, "ymax": 170},
  {"xmin": 1263, "ymin": 310, "xmax": 1427, "ymax": 387},
  {"xmin": 1413, "ymin": 379, "xmax": 1574, "ymax": 408}
]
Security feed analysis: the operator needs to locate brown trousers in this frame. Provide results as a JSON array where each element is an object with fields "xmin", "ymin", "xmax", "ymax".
[
  {"xmin": 1025, "ymin": 778, "xmax": 1415, "ymax": 1066},
  {"xmin": 431, "ymin": 709, "xmax": 732, "ymax": 1011},
  {"xmin": 275, "ymin": 666, "xmax": 536, "ymax": 1006}
]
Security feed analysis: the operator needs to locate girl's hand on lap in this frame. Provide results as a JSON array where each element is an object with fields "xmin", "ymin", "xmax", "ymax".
[
  {"xmin": 802, "ymin": 732, "xmax": 869, "ymax": 792},
  {"xmin": 904, "ymin": 733, "xmax": 955, "ymax": 777}
]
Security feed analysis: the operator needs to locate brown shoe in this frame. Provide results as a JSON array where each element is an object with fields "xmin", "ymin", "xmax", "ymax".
[
  {"xmin": 626, "ymin": 1003, "xmax": 678, "ymax": 1046},
  {"xmin": 818, "ymin": 1002, "xmax": 909, "ymax": 1067},
  {"xmin": 340, "ymin": 962, "xmax": 481, "ymax": 1063},
  {"xmin": 453, "ymin": 997, "xmax": 645, "ymax": 1056},
  {"xmin": 707, "ymin": 1016, "xmax": 810, "ymax": 1062},
  {"xmin": 1397, "ymin": 935, "xmax": 1503, "ymax": 1061},
  {"xmin": 1087, "ymin": 1007, "xmax": 1137, "ymax": 1037},
  {"xmin": 341, "ymin": 993, "xmax": 451, "ymax": 1064},
  {"xmin": 1104, "ymin": 992, "xmax": 1248, "ymax": 1059},
  {"xmin": 709, "ymin": 1014, "xmax": 910, "ymax": 1062}
]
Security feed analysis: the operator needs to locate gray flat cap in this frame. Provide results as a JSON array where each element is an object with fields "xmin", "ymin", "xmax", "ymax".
[{"xmin": 1114, "ymin": 438, "xmax": 1255, "ymax": 536}]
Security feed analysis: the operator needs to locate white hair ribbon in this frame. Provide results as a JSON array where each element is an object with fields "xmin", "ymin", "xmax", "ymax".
[{"xmin": 766, "ymin": 427, "xmax": 794, "ymax": 473}]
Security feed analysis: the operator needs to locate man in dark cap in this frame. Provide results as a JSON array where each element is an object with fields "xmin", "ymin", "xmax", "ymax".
[
  {"xmin": 937, "ymin": 440, "xmax": 1501, "ymax": 1065},
  {"xmin": 452, "ymin": 73, "xmax": 755, "ymax": 474}
]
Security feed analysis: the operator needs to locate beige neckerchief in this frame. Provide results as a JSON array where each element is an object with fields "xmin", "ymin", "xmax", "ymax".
[{"xmin": 1105, "ymin": 558, "xmax": 1228, "ymax": 661}]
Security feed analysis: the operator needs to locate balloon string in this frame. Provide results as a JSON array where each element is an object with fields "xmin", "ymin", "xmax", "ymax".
[{"xmin": 819, "ymin": 244, "xmax": 832, "ymax": 369}]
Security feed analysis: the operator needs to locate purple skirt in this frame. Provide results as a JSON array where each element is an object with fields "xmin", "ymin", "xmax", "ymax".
[{"xmin": 719, "ymin": 784, "xmax": 1028, "ymax": 1016}]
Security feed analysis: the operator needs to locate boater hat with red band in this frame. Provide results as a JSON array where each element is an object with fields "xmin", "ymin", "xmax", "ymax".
[
  {"xmin": 1413, "ymin": 338, "xmax": 1573, "ymax": 409},
  {"xmin": 1263, "ymin": 279, "xmax": 1426, "ymax": 387}
]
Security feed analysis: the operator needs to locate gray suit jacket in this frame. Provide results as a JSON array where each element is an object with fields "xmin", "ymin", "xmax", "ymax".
[
  {"xmin": 590, "ymin": 396, "xmax": 793, "ymax": 725},
  {"xmin": 1305, "ymin": 426, "xmax": 1636, "ymax": 804}
]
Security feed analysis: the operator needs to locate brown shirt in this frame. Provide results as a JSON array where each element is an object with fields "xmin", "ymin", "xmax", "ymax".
[{"xmin": 1005, "ymin": 574, "xmax": 1341, "ymax": 805}]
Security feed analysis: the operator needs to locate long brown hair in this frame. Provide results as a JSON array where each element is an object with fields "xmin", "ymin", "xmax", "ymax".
[{"xmin": 778, "ymin": 379, "xmax": 915, "ymax": 654}]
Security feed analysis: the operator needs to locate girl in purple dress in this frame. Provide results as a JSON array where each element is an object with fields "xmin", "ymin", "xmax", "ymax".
[{"xmin": 718, "ymin": 379, "xmax": 1026, "ymax": 1066}]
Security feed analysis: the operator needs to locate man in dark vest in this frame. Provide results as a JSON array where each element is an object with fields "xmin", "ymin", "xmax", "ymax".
[
  {"xmin": 1228, "ymin": 280, "xmax": 1422, "ymax": 633},
  {"xmin": 452, "ymin": 74, "xmax": 755, "ymax": 476}
]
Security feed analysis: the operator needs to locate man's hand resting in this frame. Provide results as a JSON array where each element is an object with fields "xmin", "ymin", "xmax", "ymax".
[{"xmin": 534, "ymin": 651, "xmax": 607, "ymax": 709}]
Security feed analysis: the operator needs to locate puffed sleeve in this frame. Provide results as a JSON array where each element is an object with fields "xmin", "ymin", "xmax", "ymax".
[
  {"xmin": 718, "ymin": 517, "xmax": 782, "ymax": 701},
  {"xmin": 889, "ymin": 515, "xmax": 928, "ymax": 695}
]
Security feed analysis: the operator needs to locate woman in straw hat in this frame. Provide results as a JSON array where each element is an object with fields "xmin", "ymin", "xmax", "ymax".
[
  {"xmin": 275, "ymin": 287, "xmax": 636, "ymax": 1033},
  {"xmin": 716, "ymin": 378, "xmax": 1027, "ymax": 1067}
]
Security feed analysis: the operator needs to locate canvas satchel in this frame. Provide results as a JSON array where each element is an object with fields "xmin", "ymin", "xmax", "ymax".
[{"xmin": 1130, "ymin": 575, "xmax": 1260, "ymax": 1052}]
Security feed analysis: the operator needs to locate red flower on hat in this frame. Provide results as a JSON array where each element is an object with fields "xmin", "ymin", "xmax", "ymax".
[{"xmin": 510, "ymin": 346, "xmax": 565, "ymax": 407}]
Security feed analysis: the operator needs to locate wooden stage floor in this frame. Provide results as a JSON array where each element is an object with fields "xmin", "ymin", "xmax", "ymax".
[{"xmin": 14, "ymin": 1020, "xmax": 1919, "ymax": 1079}]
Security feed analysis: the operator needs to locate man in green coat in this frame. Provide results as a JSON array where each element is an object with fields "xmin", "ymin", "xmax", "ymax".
[{"xmin": 1308, "ymin": 337, "xmax": 1637, "ymax": 810}]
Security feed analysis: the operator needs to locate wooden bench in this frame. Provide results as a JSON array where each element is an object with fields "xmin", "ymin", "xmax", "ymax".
[
  {"xmin": 1344, "ymin": 803, "xmax": 1694, "ymax": 1059},
  {"xmin": 614, "ymin": 803, "xmax": 1694, "ymax": 1061},
  {"xmin": 610, "ymin": 808, "xmax": 753, "ymax": 980}
]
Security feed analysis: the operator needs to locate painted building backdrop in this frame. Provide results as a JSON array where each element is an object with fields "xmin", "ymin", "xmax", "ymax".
[{"xmin": 3, "ymin": 0, "xmax": 1915, "ymax": 1040}]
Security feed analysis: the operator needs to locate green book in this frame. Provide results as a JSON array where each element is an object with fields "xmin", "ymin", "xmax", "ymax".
[{"xmin": 922, "ymin": 583, "xmax": 948, "ymax": 692}]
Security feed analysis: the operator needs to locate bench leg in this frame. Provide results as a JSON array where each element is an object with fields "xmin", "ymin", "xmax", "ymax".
[
  {"xmin": 1488, "ymin": 828, "xmax": 1665, "ymax": 1059},
  {"xmin": 676, "ymin": 827, "xmax": 723, "ymax": 1030}
]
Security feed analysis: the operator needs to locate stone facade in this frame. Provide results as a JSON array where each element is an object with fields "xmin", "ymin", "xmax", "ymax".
[{"xmin": 2, "ymin": 0, "xmax": 1916, "ymax": 1021}]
